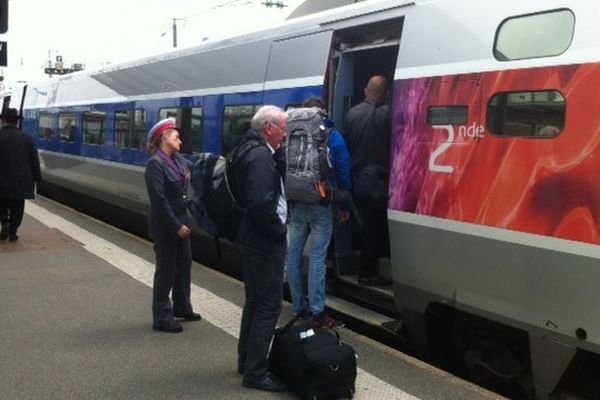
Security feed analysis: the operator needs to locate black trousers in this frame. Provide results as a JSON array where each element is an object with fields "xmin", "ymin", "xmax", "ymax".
[
  {"xmin": 0, "ymin": 199, "xmax": 25, "ymax": 235},
  {"xmin": 238, "ymin": 241, "xmax": 285, "ymax": 381},
  {"xmin": 152, "ymin": 237, "xmax": 194, "ymax": 326},
  {"xmin": 355, "ymin": 196, "xmax": 390, "ymax": 279}
]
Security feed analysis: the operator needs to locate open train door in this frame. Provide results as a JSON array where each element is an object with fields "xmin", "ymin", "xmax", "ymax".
[{"xmin": 328, "ymin": 18, "xmax": 402, "ymax": 281}]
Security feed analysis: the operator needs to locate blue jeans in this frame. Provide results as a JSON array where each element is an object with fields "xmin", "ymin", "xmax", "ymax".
[{"xmin": 286, "ymin": 202, "xmax": 333, "ymax": 316}]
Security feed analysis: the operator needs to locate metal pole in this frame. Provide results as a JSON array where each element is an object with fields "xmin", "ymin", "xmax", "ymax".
[
  {"xmin": 47, "ymin": 50, "xmax": 52, "ymax": 78},
  {"xmin": 172, "ymin": 18, "xmax": 177, "ymax": 48}
]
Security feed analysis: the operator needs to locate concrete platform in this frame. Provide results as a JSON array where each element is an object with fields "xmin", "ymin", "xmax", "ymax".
[{"xmin": 0, "ymin": 197, "xmax": 505, "ymax": 400}]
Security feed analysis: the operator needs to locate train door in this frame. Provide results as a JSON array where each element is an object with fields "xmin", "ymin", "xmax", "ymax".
[
  {"xmin": 262, "ymin": 30, "xmax": 333, "ymax": 107},
  {"xmin": 327, "ymin": 18, "xmax": 402, "ymax": 290}
]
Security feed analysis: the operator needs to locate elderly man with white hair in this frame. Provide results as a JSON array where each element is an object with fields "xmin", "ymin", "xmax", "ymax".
[{"xmin": 231, "ymin": 105, "xmax": 288, "ymax": 392}]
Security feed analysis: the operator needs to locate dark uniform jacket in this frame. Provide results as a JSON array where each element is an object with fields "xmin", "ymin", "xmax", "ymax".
[
  {"xmin": 343, "ymin": 99, "xmax": 391, "ymax": 175},
  {"xmin": 144, "ymin": 153, "xmax": 190, "ymax": 242},
  {"xmin": 0, "ymin": 125, "xmax": 41, "ymax": 199},
  {"xmin": 234, "ymin": 129, "xmax": 287, "ymax": 255}
]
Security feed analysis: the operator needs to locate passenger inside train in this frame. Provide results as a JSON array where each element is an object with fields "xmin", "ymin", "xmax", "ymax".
[{"xmin": 343, "ymin": 76, "xmax": 392, "ymax": 286}]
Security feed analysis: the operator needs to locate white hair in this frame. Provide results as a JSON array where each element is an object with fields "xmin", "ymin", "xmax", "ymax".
[{"xmin": 250, "ymin": 105, "xmax": 285, "ymax": 131}]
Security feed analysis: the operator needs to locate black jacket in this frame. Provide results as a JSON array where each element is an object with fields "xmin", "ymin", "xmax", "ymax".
[
  {"xmin": 0, "ymin": 125, "xmax": 41, "ymax": 199},
  {"xmin": 144, "ymin": 153, "xmax": 190, "ymax": 241},
  {"xmin": 343, "ymin": 99, "xmax": 391, "ymax": 175},
  {"xmin": 234, "ymin": 129, "xmax": 287, "ymax": 254}
]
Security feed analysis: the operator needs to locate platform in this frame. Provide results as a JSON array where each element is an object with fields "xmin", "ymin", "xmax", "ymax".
[{"xmin": 0, "ymin": 197, "xmax": 504, "ymax": 400}]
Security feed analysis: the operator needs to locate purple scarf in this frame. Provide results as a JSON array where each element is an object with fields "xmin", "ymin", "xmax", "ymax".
[{"xmin": 157, "ymin": 149, "xmax": 189, "ymax": 186}]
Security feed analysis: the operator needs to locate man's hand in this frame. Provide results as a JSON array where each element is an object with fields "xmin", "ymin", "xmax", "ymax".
[
  {"xmin": 337, "ymin": 209, "xmax": 350, "ymax": 223},
  {"xmin": 177, "ymin": 225, "xmax": 192, "ymax": 239}
]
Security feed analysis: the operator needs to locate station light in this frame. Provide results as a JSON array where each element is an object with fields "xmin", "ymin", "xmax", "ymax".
[
  {"xmin": 0, "ymin": 41, "xmax": 6, "ymax": 67},
  {"xmin": 0, "ymin": 0, "xmax": 7, "ymax": 34},
  {"xmin": 261, "ymin": 1, "xmax": 287, "ymax": 9}
]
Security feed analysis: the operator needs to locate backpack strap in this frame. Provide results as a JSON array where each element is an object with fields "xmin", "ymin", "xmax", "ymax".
[
  {"xmin": 225, "ymin": 140, "xmax": 261, "ymax": 207},
  {"xmin": 305, "ymin": 132, "xmax": 314, "ymax": 174}
]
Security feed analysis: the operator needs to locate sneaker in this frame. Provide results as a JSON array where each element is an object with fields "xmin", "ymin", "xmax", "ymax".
[
  {"xmin": 295, "ymin": 309, "xmax": 311, "ymax": 320},
  {"xmin": 312, "ymin": 313, "xmax": 345, "ymax": 329}
]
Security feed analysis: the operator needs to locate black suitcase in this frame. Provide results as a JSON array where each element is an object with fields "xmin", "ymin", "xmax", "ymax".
[{"xmin": 269, "ymin": 317, "xmax": 357, "ymax": 399}]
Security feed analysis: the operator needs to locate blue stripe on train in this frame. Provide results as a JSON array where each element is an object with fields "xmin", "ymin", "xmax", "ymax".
[{"xmin": 24, "ymin": 85, "xmax": 324, "ymax": 167}]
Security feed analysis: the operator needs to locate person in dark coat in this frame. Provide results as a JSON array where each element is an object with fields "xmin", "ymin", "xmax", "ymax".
[
  {"xmin": 233, "ymin": 106, "xmax": 288, "ymax": 392},
  {"xmin": 144, "ymin": 117, "xmax": 201, "ymax": 334},
  {"xmin": 343, "ymin": 75, "xmax": 392, "ymax": 286},
  {"xmin": 0, "ymin": 108, "xmax": 41, "ymax": 242}
]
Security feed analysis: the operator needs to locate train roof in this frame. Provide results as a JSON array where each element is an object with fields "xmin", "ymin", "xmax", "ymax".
[
  {"xmin": 22, "ymin": 0, "xmax": 600, "ymax": 109},
  {"xmin": 22, "ymin": 0, "xmax": 418, "ymax": 109}
]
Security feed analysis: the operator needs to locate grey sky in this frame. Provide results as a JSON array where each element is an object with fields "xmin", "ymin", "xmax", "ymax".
[{"xmin": 2, "ymin": 0, "xmax": 304, "ymax": 88}]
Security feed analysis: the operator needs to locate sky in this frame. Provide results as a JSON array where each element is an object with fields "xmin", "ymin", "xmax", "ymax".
[{"xmin": 1, "ymin": 0, "xmax": 305, "ymax": 89}]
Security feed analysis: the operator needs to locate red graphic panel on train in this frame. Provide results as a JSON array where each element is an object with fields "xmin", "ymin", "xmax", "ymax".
[{"xmin": 390, "ymin": 64, "xmax": 600, "ymax": 244}]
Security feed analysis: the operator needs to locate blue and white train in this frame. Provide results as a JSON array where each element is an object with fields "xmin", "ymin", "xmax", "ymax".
[{"xmin": 5, "ymin": 0, "xmax": 600, "ymax": 398}]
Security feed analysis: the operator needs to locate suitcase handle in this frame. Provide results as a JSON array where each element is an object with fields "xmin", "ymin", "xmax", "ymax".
[
  {"xmin": 280, "ymin": 314, "xmax": 304, "ymax": 332},
  {"xmin": 280, "ymin": 315, "xmax": 343, "ymax": 343}
]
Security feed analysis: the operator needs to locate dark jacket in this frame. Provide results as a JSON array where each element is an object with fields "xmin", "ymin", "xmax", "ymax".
[
  {"xmin": 234, "ymin": 129, "xmax": 287, "ymax": 254},
  {"xmin": 144, "ymin": 152, "xmax": 190, "ymax": 241},
  {"xmin": 343, "ymin": 99, "xmax": 391, "ymax": 175},
  {"xmin": 0, "ymin": 125, "xmax": 41, "ymax": 199}
]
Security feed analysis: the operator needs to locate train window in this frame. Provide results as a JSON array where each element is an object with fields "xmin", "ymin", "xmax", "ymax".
[
  {"xmin": 222, "ymin": 105, "xmax": 260, "ymax": 155},
  {"xmin": 427, "ymin": 106, "xmax": 468, "ymax": 125},
  {"xmin": 487, "ymin": 90, "xmax": 565, "ymax": 138},
  {"xmin": 38, "ymin": 112, "xmax": 55, "ymax": 140},
  {"xmin": 115, "ymin": 109, "xmax": 146, "ymax": 149},
  {"xmin": 83, "ymin": 111, "xmax": 106, "ymax": 145},
  {"xmin": 158, "ymin": 107, "xmax": 203, "ymax": 154},
  {"xmin": 494, "ymin": 9, "xmax": 575, "ymax": 61},
  {"xmin": 58, "ymin": 113, "xmax": 77, "ymax": 142}
]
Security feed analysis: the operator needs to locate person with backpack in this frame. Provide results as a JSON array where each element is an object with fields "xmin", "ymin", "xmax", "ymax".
[
  {"xmin": 285, "ymin": 98, "xmax": 351, "ymax": 329},
  {"xmin": 233, "ymin": 106, "xmax": 288, "ymax": 393},
  {"xmin": 344, "ymin": 75, "xmax": 392, "ymax": 286},
  {"xmin": 144, "ymin": 118, "xmax": 202, "ymax": 334}
]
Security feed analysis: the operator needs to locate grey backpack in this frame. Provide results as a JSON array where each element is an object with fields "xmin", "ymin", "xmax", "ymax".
[{"xmin": 285, "ymin": 107, "xmax": 331, "ymax": 203}]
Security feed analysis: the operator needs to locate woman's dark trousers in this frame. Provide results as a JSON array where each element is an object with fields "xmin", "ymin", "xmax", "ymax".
[{"xmin": 152, "ymin": 237, "xmax": 193, "ymax": 327}]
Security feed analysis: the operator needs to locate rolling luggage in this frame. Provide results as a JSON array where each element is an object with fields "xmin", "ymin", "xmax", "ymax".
[{"xmin": 269, "ymin": 317, "xmax": 357, "ymax": 399}]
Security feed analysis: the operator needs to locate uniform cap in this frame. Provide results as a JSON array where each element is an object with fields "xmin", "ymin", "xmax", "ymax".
[{"xmin": 147, "ymin": 117, "xmax": 178, "ymax": 142}]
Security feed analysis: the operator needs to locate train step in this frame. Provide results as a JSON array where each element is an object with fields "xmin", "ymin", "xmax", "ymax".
[
  {"xmin": 324, "ymin": 292, "xmax": 407, "ymax": 348},
  {"xmin": 330, "ymin": 274, "xmax": 397, "ymax": 316}
]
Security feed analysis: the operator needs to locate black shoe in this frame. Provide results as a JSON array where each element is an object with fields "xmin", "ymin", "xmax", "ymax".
[
  {"xmin": 242, "ymin": 374, "xmax": 286, "ymax": 392},
  {"xmin": 8, "ymin": 234, "xmax": 18, "ymax": 242},
  {"xmin": 0, "ymin": 225, "xmax": 8, "ymax": 241},
  {"xmin": 358, "ymin": 275, "xmax": 392, "ymax": 286},
  {"xmin": 175, "ymin": 312, "xmax": 202, "ymax": 321},
  {"xmin": 152, "ymin": 323, "xmax": 183, "ymax": 333}
]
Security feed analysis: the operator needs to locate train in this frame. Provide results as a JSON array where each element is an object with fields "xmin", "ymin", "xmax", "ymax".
[{"xmin": 3, "ymin": 0, "xmax": 600, "ymax": 398}]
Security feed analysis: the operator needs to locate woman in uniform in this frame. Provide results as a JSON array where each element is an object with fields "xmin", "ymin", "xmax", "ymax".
[{"xmin": 144, "ymin": 118, "xmax": 201, "ymax": 333}]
